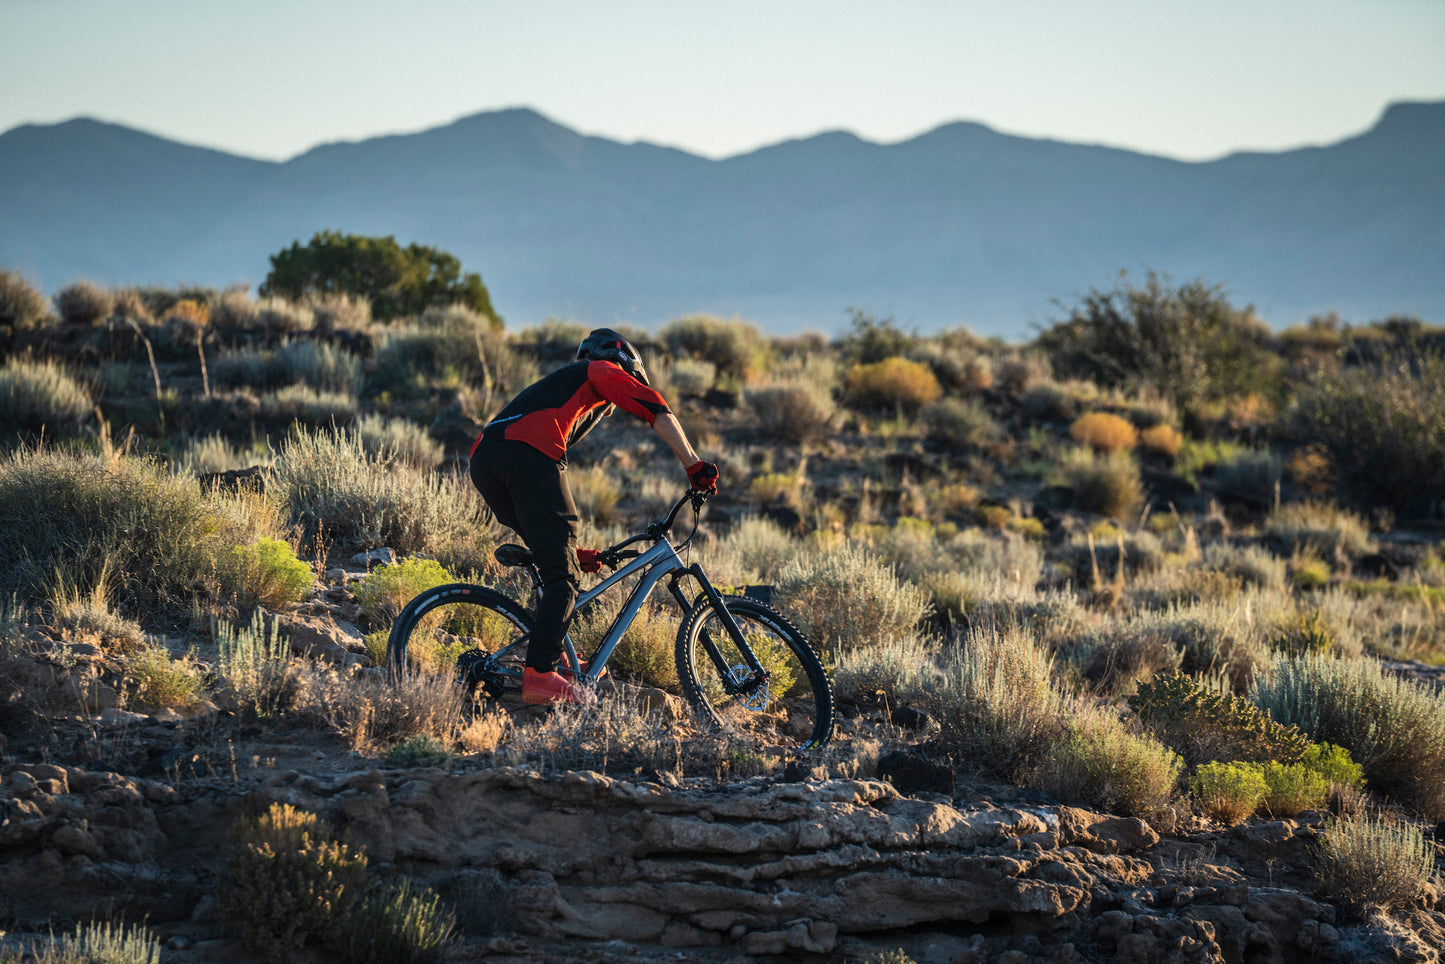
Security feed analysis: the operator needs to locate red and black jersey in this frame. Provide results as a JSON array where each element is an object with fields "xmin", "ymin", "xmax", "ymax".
[{"xmin": 470, "ymin": 360, "xmax": 671, "ymax": 463}]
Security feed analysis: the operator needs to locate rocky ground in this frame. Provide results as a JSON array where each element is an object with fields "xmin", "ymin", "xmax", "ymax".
[{"xmin": 3, "ymin": 605, "xmax": 1444, "ymax": 964}]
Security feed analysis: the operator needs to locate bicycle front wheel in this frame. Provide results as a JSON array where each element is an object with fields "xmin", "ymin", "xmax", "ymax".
[
  {"xmin": 675, "ymin": 595, "xmax": 834, "ymax": 751},
  {"xmin": 386, "ymin": 583, "xmax": 533, "ymax": 699}
]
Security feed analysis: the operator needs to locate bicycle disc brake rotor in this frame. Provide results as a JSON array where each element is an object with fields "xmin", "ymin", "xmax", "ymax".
[{"xmin": 727, "ymin": 665, "xmax": 770, "ymax": 712}]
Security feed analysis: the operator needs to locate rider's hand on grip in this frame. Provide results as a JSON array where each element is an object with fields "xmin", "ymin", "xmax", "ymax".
[
  {"xmin": 686, "ymin": 460, "xmax": 719, "ymax": 494},
  {"xmin": 575, "ymin": 548, "xmax": 602, "ymax": 573}
]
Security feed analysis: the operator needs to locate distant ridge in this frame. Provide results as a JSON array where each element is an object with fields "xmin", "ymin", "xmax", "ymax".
[{"xmin": 1, "ymin": 102, "xmax": 1441, "ymax": 335}]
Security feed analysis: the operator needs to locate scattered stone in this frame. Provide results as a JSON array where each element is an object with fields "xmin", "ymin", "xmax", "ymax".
[
  {"xmin": 350, "ymin": 548, "xmax": 398, "ymax": 568},
  {"xmin": 890, "ymin": 705, "xmax": 931, "ymax": 729},
  {"xmin": 877, "ymin": 748, "xmax": 954, "ymax": 796},
  {"xmin": 94, "ymin": 708, "xmax": 148, "ymax": 728}
]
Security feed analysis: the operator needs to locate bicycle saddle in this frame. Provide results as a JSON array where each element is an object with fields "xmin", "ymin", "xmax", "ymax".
[{"xmin": 494, "ymin": 543, "xmax": 535, "ymax": 568}]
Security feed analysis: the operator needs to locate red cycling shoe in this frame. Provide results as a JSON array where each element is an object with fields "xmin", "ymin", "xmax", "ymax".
[{"xmin": 522, "ymin": 667, "xmax": 597, "ymax": 706}]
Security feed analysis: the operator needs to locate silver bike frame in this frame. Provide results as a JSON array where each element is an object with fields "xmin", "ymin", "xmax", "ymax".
[{"xmin": 557, "ymin": 538, "xmax": 689, "ymax": 683}]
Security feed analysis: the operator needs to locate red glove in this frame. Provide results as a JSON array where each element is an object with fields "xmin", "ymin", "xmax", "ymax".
[
  {"xmin": 687, "ymin": 460, "xmax": 719, "ymax": 494},
  {"xmin": 576, "ymin": 548, "xmax": 602, "ymax": 574}
]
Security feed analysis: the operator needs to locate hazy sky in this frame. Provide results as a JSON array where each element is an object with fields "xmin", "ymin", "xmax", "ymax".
[{"xmin": 3, "ymin": 0, "xmax": 1443, "ymax": 162}]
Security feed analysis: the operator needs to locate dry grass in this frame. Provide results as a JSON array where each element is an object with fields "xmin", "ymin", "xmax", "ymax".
[
  {"xmin": 1070, "ymin": 411, "xmax": 1138, "ymax": 453},
  {"xmin": 1314, "ymin": 812, "xmax": 1436, "ymax": 909},
  {"xmin": 774, "ymin": 542, "xmax": 931, "ymax": 657}
]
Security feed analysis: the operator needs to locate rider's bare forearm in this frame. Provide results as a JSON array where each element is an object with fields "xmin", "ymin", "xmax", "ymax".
[{"xmin": 653, "ymin": 413, "xmax": 701, "ymax": 466}]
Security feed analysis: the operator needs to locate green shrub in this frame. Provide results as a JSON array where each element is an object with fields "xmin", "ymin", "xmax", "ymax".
[
  {"xmin": 1054, "ymin": 447, "xmax": 1144, "ymax": 520},
  {"xmin": 573, "ymin": 601, "xmax": 679, "ymax": 691},
  {"xmin": 661, "ymin": 314, "xmax": 761, "ymax": 378},
  {"xmin": 1201, "ymin": 542, "xmax": 1287, "ymax": 592},
  {"xmin": 1290, "ymin": 350, "xmax": 1445, "ymax": 516},
  {"xmin": 0, "ymin": 449, "xmax": 273, "ymax": 618},
  {"xmin": 272, "ymin": 425, "xmax": 492, "ymax": 559},
  {"xmin": 668, "ymin": 356, "xmax": 718, "ymax": 396},
  {"xmin": 1314, "ymin": 813, "xmax": 1435, "ymax": 909},
  {"xmin": 841, "ymin": 310, "xmax": 918, "ymax": 365},
  {"xmin": 1131, "ymin": 671, "xmax": 1311, "ymax": 767},
  {"xmin": 215, "ymin": 612, "xmax": 295, "ymax": 722},
  {"xmin": 385, "ymin": 734, "xmax": 453, "ymax": 767},
  {"xmin": 0, "ymin": 269, "xmax": 51, "ymax": 330},
  {"xmin": 746, "ymin": 378, "xmax": 838, "ymax": 444},
  {"xmin": 1192, "ymin": 762, "xmax": 1267, "ymax": 825},
  {"xmin": 1250, "ymin": 653, "xmax": 1445, "ymax": 817},
  {"xmin": 0, "ymin": 358, "xmax": 93, "ymax": 443},
  {"xmin": 1265, "ymin": 501, "xmax": 1373, "ymax": 558},
  {"xmin": 372, "ymin": 306, "xmax": 534, "ymax": 397},
  {"xmin": 1120, "ymin": 600, "xmax": 1272, "ymax": 691},
  {"xmin": 49, "ymin": 581, "xmax": 146, "ymax": 654},
  {"xmin": 257, "ymin": 384, "xmax": 358, "ymax": 424},
  {"xmin": 54, "ymin": 280, "xmax": 115, "ymax": 325},
  {"xmin": 920, "ymin": 397, "xmax": 1001, "ymax": 448},
  {"xmin": 355, "ymin": 558, "xmax": 457, "ymax": 624},
  {"xmin": 833, "ymin": 636, "xmax": 938, "ymax": 703},
  {"xmin": 1210, "ymin": 448, "xmax": 1283, "ymax": 504},
  {"xmin": 127, "ymin": 644, "xmax": 204, "ymax": 709},
  {"xmin": 773, "ymin": 543, "xmax": 931, "ymax": 657},
  {"xmin": 1259, "ymin": 760, "xmax": 1330, "ymax": 817},
  {"xmin": 229, "ymin": 536, "xmax": 314, "ymax": 610},
  {"xmin": 1044, "ymin": 700, "xmax": 1182, "ymax": 817},
  {"xmin": 345, "ymin": 877, "xmax": 457, "ymax": 964},
  {"xmin": 212, "ymin": 340, "xmax": 362, "ymax": 394},
  {"xmin": 844, "ymin": 357, "xmax": 942, "ymax": 411},
  {"xmin": 220, "ymin": 803, "xmax": 369, "ymax": 958},
  {"xmin": 707, "ymin": 515, "xmax": 800, "ymax": 585},
  {"xmin": 1301, "ymin": 741, "xmax": 1366, "ymax": 790}
]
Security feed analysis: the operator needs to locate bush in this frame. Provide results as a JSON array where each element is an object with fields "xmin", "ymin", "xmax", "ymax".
[
  {"xmin": 272, "ymin": 425, "xmax": 492, "ymax": 559},
  {"xmin": 573, "ymin": 601, "xmax": 679, "ymax": 691},
  {"xmin": 920, "ymin": 397, "xmax": 1002, "ymax": 448},
  {"xmin": 229, "ymin": 537, "xmax": 314, "ymax": 610},
  {"xmin": 384, "ymin": 734, "xmax": 453, "ymax": 767},
  {"xmin": 216, "ymin": 613, "xmax": 296, "ymax": 722},
  {"xmin": 127, "ymin": 645, "xmax": 204, "ymax": 709},
  {"xmin": 569, "ymin": 463, "xmax": 622, "ymax": 524},
  {"xmin": 1314, "ymin": 813, "xmax": 1435, "ymax": 909},
  {"xmin": 1131, "ymin": 671, "xmax": 1310, "ymax": 767},
  {"xmin": 707, "ymin": 515, "xmax": 800, "ymax": 585},
  {"xmin": 49, "ymin": 582, "xmax": 146, "ymax": 654},
  {"xmin": 219, "ymin": 803, "xmax": 369, "ymax": 958},
  {"xmin": 0, "ymin": 358, "xmax": 93, "ymax": 443},
  {"xmin": 354, "ymin": 558, "xmax": 457, "ymax": 625},
  {"xmin": 1265, "ymin": 501, "xmax": 1373, "ymax": 558},
  {"xmin": 0, "ymin": 449, "xmax": 273, "ymax": 618},
  {"xmin": 257, "ymin": 384, "xmax": 358, "ymax": 425},
  {"xmin": 844, "ymin": 357, "xmax": 942, "ymax": 411},
  {"xmin": 1290, "ymin": 350, "xmax": 1445, "ymax": 515},
  {"xmin": 833, "ymin": 636, "xmax": 938, "ymax": 703},
  {"xmin": 1192, "ymin": 762, "xmax": 1267, "ymax": 825},
  {"xmin": 54, "ymin": 280, "xmax": 115, "ymax": 325},
  {"xmin": 356, "ymin": 413, "xmax": 444, "ymax": 469},
  {"xmin": 668, "ymin": 356, "xmax": 718, "ymax": 396},
  {"xmin": 913, "ymin": 627, "xmax": 1061, "ymax": 778},
  {"xmin": 745, "ymin": 379, "xmax": 837, "ymax": 444},
  {"xmin": 1259, "ymin": 760, "xmax": 1330, "ymax": 817},
  {"xmin": 1139, "ymin": 423, "xmax": 1183, "ymax": 458},
  {"xmin": 1250, "ymin": 653, "xmax": 1445, "ymax": 817},
  {"xmin": 1045, "ymin": 701, "xmax": 1182, "ymax": 816},
  {"xmin": 773, "ymin": 543, "xmax": 931, "ymax": 657},
  {"xmin": 306, "ymin": 666, "xmax": 467, "ymax": 750},
  {"xmin": 1211, "ymin": 448, "xmax": 1283, "ymax": 504},
  {"xmin": 212, "ymin": 341, "xmax": 362, "ymax": 394},
  {"xmin": 1055, "ymin": 447, "xmax": 1144, "ymax": 520},
  {"xmin": 372, "ymin": 305, "xmax": 533, "ymax": 397},
  {"xmin": 661, "ymin": 315, "xmax": 761, "ymax": 378},
  {"xmin": 1070, "ymin": 412, "xmax": 1138, "ymax": 453},
  {"xmin": 9, "ymin": 919, "xmax": 162, "ymax": 964},
  {"xmin": 345, "ymin": 877, "xmax": 457, "ymax": 964},
  {"xmin": 261, "ymin": 230, "xmax": 499, "ymax": 323},
  {"xmin": 0, "ymin": 269, "xmax": 51, "ymax": 330}
]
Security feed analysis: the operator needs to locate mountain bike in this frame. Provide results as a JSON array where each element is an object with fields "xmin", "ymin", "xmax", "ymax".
[{"xmin": 385, "ymin": 490, "xmax": 834, "ymax": 751}]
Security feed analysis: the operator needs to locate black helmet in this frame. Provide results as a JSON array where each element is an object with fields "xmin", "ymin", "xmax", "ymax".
[{"xmin": 576, "ymin": 327, "xmax": 649, "ymax": 386}]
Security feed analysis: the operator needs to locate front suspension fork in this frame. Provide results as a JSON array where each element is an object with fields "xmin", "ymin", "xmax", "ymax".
[{"xmin": 669, "ymin": 566, "xmax": 768, "ymax": 697}]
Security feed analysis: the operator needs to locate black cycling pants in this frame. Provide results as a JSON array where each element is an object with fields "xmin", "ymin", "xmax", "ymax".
[{"xmin": 469, "ymin": 439, "xmax": 581, "ymax": 671}]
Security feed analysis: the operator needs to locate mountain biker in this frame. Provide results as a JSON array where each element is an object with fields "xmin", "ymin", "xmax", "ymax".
[{"xmin": 468, "ymin": 328, "xmax": 719, "ymax": 706}]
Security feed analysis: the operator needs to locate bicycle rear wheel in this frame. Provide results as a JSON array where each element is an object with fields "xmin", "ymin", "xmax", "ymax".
[
  {"xmin": 386, "ymin": 583, "xmax": 533, "ymax": 699},
  {"xmin": 675, "ymin": 595, "xmax": 834, "ymax": 750}
]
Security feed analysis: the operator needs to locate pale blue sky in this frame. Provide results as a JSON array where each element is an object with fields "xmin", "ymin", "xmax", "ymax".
[{"xmin": 2, "ymin": 0, "xmax": 1443, "ymax": 161}]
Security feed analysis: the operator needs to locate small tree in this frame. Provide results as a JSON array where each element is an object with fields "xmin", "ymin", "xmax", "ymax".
[{"xmin": 260, "ymin": 231, "xmax": 499, "ymax": 324}]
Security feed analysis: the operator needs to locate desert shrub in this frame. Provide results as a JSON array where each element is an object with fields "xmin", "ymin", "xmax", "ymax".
[
  {"xmin": 1291, "ymin": 554, "xmax": 1332, "ymax": 591},
  {"xmin": 841, "ymin": 311, "xmax": 918, "ymax": 365},
  {"xmin": 220, "ymin": 803, "xmax": 369, "ymax": 958},
  {"xmin": 748, "ymin": 471, "xmax": 800, "ymax": 506},
  {"xmin": 913, "ymin": 627, "xmax": 1061, "ymax": 778},
  {"xmin": 1054, "ymin": 447, "xmax": 1144, "ymax": 520},
  {"xmin": 1301, "ymin": 742, "xmax": 1366, "ymax": 791},
  {"xmin": 1210, "ymin": 448, "xmax": 1283, "ymax": 504},
  {"xmin": 668, "ymin": 356, "xmax": 717, "ymax": 396},
  {"xmin": 372, "ymin": 305, "xmax": 533, "ymax": 396},
  {"xmin": 833, "ymin": 636, "xmax": 938, "ymax": 703},
  {"xmin": 1044, "ymin": 700, "xmax": 1182, "ymax": 816},
  {"xmin": 208, "ymin": 288, "xmax": 258, "ymax": 328},
  {"xmin": 1285, "ymin": 445, "xmax": 1335, "ymax": 497},
  {"xmin": 844, "ymin": 357, "xmax": 942, "ymax": 411},
  {"xmin": 216, "ymin": 613, "xmax": 296, "ymax": 722},
  {"xmin": 909, "ymin": 335, "xmax": 993, "ymax": 393},
  {"xmin": 229, "ymin": 537, "xmax": 314, "ymax": 610},
  {"xmin": 54, "ymin": 280, "xmax": 115, "ymax": 325},
  {"xmin": 354, "ymin": 558, "xmax": 456, "ymax": 624},
  {"xmin": 920, "ymin": 397, "xmax": 1002, "ymax": 448},
  {"xmin": 162, "ymin": 298, "xmax": 210, "ymax": 327},
  {"xmin": 1314, "ymin": 813, "xmax": 1435, "ymax": 909},
  {"xmin": 0, "ymin": 449, "xmax": 274, "ymax": 618},
  {"xmin": 1290, "ymin": 350, "xmax": 1445, "ymax": 515},
  {"xmin": 253, "ymin": 296, "xmax": 315, "ymax": 333},
  {"xmin": 773, "ymin": 543, "xmax": 931, "ymax": 657},
  {"xmin": 356, "ymin": 413, "xmax": 443, "ymax": 469},
  {"xmin": 345, "ymin": 877, "xmax": 457, "ymax": 964},
  {"xmin": 384, "ymin": 734, "xmax": 452, "ymax": 767},
  {"xmin": 272, "ymin": 425, "xmax": 492, "ymax": 558},
  {"xmin": 0, "ymin": 358, "xmax": 93, "ymax": 443},
  {"xmin": 1070, "ymin": 412, "xmax": 1138, "ymax": 453},
  {"xmin": 1192, "ymin": 762, "xmax": 1267, "ymax": 825},
  {"xmin": 49, "ymin": 582, "xmax": 146, "ymax": 654},
  {"xmin": 1119, "ymin": 599, "xmax": 1272, "ymax": 691},
  {"xmin": 1063, "ymin": 625, "xmax": 1184, "ymax": 698},
  {"xmin": 1259, "ymin": 760, "xmax": 1330, "ymax": 817},
  {"xmin": 127, "ymin": 644, "xmax": 204, "ymax": 709},
  {"xmin": 745, "ymin": 378, "xmax": 837, "ymax": 444},
  {"xmin": 257, "ymin": 384, "xmax": 358, "ymax": 424},
  {"xmin": 1131, "ymin": 671, "xmax": 1311, "ymax": 767},
  {"xmin": 498, "ymin": 690, "xmax": 679, "ymax": 773},
  {"xmin": 0, "ymin": 268, "xmax": 51, "ymax": 330},
  {"xmin": 569, "ymin": 463, "xmax": 622, "ymax": 524},
  {"xmin": 1035, "ymin": 271, "xmax": 1282, "ymax": 417},
  {"xmin": 661, "ymin": 315, "xmax": 760, "ymax": 378},
  {"xmin": 1265, "ymin": 501, "xmax": 1373, "ymax": 558},
  {"xmin": 176, "ymin": 434, "xmax": 266, "ymax": 474},
  {"xmin": 10, "ymin": 919, "xmax": 162, "ymax": 964},
  {"xmin": 1139, "ymin": 423, "xmax": 1183, "ymax": 458},
  {"xmin": 1250, "ymin": 653, "xmax": 1445, "ymax": 817},
  {"xmin": 573, "ymin": 600, "xmax": 678, "ymax": 691},
  {"xmin": 1201, "ymin": 542, "xmax": 1287, "ymax": 592},
  {"xmin": 212, "ymin": 341, "xmax": 362, "ymax": 394},
  {"xmin": 306, "ymin": 292, "xmax": 372, "ymax": 331},
  {"xmin": 708, "ymin": 515, "xmax": 800, "ymax": 585},
  {"xmin": 306, "ymin": 664, "xmax": 467, "ymax": 750}
]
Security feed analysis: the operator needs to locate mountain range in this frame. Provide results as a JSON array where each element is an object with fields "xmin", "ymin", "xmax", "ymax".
[{"xmin": 1, "ymin": 102, "xmax": 1441, "ymax": 336}]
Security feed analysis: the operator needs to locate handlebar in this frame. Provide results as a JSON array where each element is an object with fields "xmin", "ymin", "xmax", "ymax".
[{"xmin": 597, "ymin": 490, "xmax": 710, "ymax": 563}]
